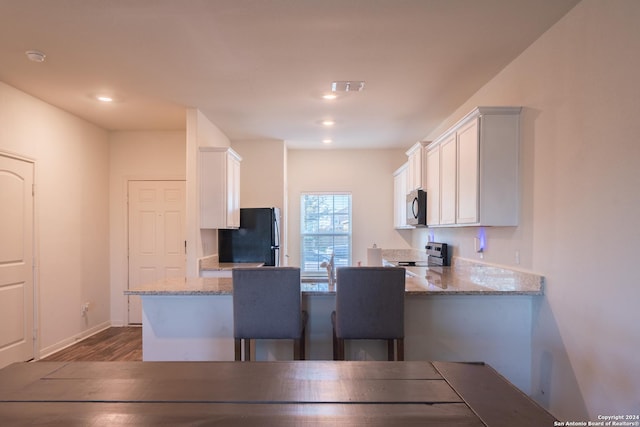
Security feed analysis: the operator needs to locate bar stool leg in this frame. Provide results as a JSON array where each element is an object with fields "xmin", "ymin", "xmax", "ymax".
[
  {"xmin": 397, "ymin": 338, "xmax": 405, "ymax": 361},
  {"xmin": 338, "ymin": 338, "xmax": 345, "ymax": 360},
  {"xmin": 387, "ymin": 340, "xmax": 395, "ymax": 361},
  {"xmin": 294, "ymin": 339, "xmax": 301, "ymax": 360},
  {"xmin": 234, "ymin": 339, "xmax": 242, "ymax": 361},
  {"xmin": 244, "ymin": 339, "xmax": 251, "ymax": 361}
]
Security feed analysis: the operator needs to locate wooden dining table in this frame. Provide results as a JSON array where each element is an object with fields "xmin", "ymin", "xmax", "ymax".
[{"xmin": 0, "ymin": 360, "xmax": 555, "ymax": 426}]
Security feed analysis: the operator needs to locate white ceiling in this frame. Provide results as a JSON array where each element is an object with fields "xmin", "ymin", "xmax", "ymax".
[{"xmin": 0, "ymin": 0, "xmax": 580, "ymax": 149}]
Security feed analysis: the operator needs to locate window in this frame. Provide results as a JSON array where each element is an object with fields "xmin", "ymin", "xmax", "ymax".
[{"xmin": 300, "ymin": 193, "xmax": 351, "ymax": 275}]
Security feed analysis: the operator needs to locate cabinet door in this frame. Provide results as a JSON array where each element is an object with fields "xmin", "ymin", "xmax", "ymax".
[
  {"xmin": 199, "ymin": 149, "xmax": 225, "ymax": 229},
  {"xmin": 456, "ymin": 118, "xmax": 479, "ymax": 224},
  {"xmin": 393, "ymin": 164, "xmax": 408, "ymax": 228},
  {"xmin": 405, "ymin": 142, "xmax": 427, "ymax": 191},
  {"xmin": 439, "ymin": 134, "xmax": 457, "ymax": 225},
  {"xmin": 227, "ymin": 155, "xmax": 241, "ymax": 228},
  {"xmin": 412, "ymin": 149, "xmax": 423, "ymax": 190},
  {"xmin": 425, "ymin": 145, "xmax": 440, "ymax": 226},
  {"xmin": 199, "ymin": 147, "xmax": 241, "ymax": 229}
]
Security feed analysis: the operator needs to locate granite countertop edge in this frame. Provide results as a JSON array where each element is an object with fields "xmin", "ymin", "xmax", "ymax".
[
  {"xmin": 125, "ymin": 287, "xmax": 542, "ymax": 297},
  {"xmin": 126, "ymin": 256, "xmax": 544, "ymax": 296}
]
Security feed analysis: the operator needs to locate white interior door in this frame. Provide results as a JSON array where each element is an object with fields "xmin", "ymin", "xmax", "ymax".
[
  {"xmin": 128, "ymin": 180, "xmax": 186, "ymax": 324},
  {"xmin": 0, "ymin": 155, "xmax": 34, "ymax": 368}
]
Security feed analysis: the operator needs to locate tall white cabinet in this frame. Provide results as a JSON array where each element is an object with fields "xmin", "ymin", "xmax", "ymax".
[
  {"xmin": 456, "ymin": 118, "xmax": 480, "ymax": 224},
  {"xmin": 393, "ymin": 163, "xmax": 411, "ymax": 229},
  {"xmin": 426, "ymin": 106, "xmax": 521, "ymax": 227},
  {"xmin": 425, "ymin": 142, "xmax": 441, "ymax": 226},
  {"xmin": 199, "ymin": 147, "xmax": 242, "ymax": 229}
]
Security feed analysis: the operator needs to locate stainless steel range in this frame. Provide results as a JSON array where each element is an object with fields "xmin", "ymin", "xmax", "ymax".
[{"xmin": 425, "ymin": 242, "xmax": 448, "ymax": 267}]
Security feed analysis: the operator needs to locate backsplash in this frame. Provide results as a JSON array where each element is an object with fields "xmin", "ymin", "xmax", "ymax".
[{"xmin": 381, "ymin": 249, "xmax": 430, "ymax": 262}]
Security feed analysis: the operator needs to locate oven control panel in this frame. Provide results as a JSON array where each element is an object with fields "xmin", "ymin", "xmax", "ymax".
[{"xmin": 425, "ymin": 242, "xmax": 448, "ymax": 266}]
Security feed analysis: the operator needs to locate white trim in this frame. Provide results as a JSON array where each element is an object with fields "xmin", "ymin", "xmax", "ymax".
[
  {"xmin": 37, "ymin": 320, "xmax": 112, "ymax": 360},
  {"xmin": 0, "ymin": 149, "xmax": 36, "ymax": 163},
  {"xmin": 0, "ymin": 151, "xmax": 38, "ymax": 363},
  {"xmin": 122, "ymin": 176, "xmax": 186, "ymax": 326}
]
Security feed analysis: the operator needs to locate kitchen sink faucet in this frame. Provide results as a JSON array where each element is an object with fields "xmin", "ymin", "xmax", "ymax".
[{"xmin": 320, "ymin": 253, "xmax": 336, "ymax": 286}]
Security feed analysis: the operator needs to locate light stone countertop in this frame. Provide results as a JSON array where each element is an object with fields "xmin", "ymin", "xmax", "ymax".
[
  {"xmin": 401, "ymin": 257, "xmax": 544, "ymax": 295},
  {"xmin": 380, "ymin": 249, "xmax": 430, "ymax": 263},
  {"xmin": 126, "ymin": 257, "xmax": 544, "ymax": 296},
  {"xmin": 199, "ymin": 256, "xmax": 263, "ymax": 271}
]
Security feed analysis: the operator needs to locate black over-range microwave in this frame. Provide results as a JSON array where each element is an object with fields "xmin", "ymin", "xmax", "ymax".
[{"xmin": 406, "ymin": 189, "xmax": 427, "ymax": 226}]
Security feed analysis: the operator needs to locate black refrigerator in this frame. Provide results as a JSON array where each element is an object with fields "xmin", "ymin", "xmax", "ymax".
[{"xmin": 218, "ymin": 207, "xmax": 280, "ymax": 266}]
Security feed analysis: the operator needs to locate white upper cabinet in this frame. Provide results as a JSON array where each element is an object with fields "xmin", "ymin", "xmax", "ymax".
[
  {"xmin": 456, "ymin": 118, "xmax": 480, "ymax": 224},
  {"xmin": 405, "ymin": 141, "xmax": 429, "ymax": 191},
  {"xmin": 425, "ymin": 143, "xmax": 441, "ymax": 226},
  {"xmin": 199, "ymin": 147, "xmax": 242, "ymax": 229},
  {"xmin": 438, "ymin": 133, "xmax": 457, "ymax": 226},
  {"xmin": 426, "ymin": 106, "xmax": 521, "ymax": 227},
  {"xmin": 393, "ymin": 163, "xmax": 411, "ymax": 229}
]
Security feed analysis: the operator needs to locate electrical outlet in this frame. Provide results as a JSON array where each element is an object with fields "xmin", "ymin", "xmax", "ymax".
[{"xmin": 81, "ymin": 302, "xmax": 90, "ymax": 316}]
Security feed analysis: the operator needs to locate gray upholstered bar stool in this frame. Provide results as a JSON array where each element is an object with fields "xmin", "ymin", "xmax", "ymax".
[
  {"xmin": 331, "ymin": 267, "xmax": 406, "ymax": 361},
  {"xmin": 232, "ymin": 267, "xmax": 308, "ymax": 361}
]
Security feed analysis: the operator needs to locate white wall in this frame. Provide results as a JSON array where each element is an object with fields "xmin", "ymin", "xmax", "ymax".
[
  {"xmin": 232, "ymin": 139, "xmax": 286, "ymax": 210},
  {"xmin": 185, "ymin": 109, "xmax": 231, "ymax": 275},
  {"xmin": 287, "ymin": 149, "xmax": 410, "ymax": 268},
  {"xmin": 416, "ymin": 0, "xmax": 640, "ymax": 419},
  {"xmin": 231, "ymin": 139, "xmax": 287, "ymax": 263},
  {"xmin": 108, "ymin": 131, "xmax": 186, "ymax": 325},
  {"xmin": 0, "ymin": 81, "xmax": 110, "ymax": 356}
]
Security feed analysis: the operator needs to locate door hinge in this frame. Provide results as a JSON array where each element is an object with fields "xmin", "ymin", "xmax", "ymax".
[{"xmin": 32, "ymin": 183, "xmax": 35, "ymax": 196}]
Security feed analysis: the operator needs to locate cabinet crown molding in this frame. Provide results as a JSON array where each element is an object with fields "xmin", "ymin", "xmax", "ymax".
[
  {"xmin": 198, "ymin": 146, "xmax": 242, "ymax": 161},
  {"xmin": 405, "ymin": 140, "xmax": 430, "ymax": 156},
  {"xmin": 433, "ymin": 106, "xmax": 522, "ymax": 145}
]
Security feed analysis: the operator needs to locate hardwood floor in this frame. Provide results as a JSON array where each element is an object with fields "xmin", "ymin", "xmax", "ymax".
[{"xmin": 40, "ymin": 327, "xmax": 142, "ymax": 362}]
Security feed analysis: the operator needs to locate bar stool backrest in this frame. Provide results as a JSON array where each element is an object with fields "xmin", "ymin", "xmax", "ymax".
[
  {"xmin": 334, "ymin": 267, "xmax": 405, "ymax": 340},
  {"xmin": 232, "ymin": 267, "xmax": 302, "ymax": 339}
]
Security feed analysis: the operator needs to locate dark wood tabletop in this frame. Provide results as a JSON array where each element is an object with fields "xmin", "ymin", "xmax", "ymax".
[{"xmin": 0, "ymin": 360, "xmax": 555, "ymax": 426}]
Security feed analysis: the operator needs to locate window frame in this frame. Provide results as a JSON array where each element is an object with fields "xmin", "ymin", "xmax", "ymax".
[{"xmin": 300, "ymin": 192, "xmax": 352, "ymax": 277}]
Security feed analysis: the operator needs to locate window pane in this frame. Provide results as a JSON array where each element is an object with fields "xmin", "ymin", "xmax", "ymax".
[
  {"xmin": 301, "ymin": 193, "xmax": 351, "ymax": 275},
  {"xmin": 333, "ymin": 235, "xmax": 350, "ymax": 268}
]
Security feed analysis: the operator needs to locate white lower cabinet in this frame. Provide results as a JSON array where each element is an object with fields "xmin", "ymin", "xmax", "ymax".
[
  {"xmin": 426, "ymin": 106, "xmax": 521, "ymax": 227},
  {"xmin": 200, "ymin": 269, "xmax": 232, "ymax": 278}
]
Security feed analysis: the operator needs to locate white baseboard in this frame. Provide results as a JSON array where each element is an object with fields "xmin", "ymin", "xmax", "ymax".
[{"xmin": 38, "ymin": 320, "xmax": 112, "ymax": 360}]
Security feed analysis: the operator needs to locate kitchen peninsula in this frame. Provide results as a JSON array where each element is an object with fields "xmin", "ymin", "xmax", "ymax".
[{"xmin": 125, "ymin": 256, "xmax": 543, "ymax": 393}]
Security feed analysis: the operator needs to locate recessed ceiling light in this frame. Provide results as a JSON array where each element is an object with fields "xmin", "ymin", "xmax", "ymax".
[
  {"xmin": 25, "ymin": 50, "xmax": 46, "ymax": 63},
  {"xmin": 322, "ymin": 139, "xmax": 332, "ymax": 144},
  {"xmin": 322, "ymin": 94, "xmax": 337, "ymax": 100},
  {"xmin": 322, "ymin": 120, "xmax": 335, "ymax": 126},
  {"xmin": 96, "ymin": 95, "xmax": 114, "ymax": 103}
]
